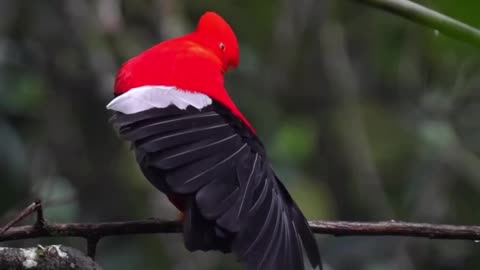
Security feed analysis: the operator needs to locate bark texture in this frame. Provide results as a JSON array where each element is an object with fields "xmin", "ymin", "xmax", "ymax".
[{"xmin": 0, "ymin": 245, "xmax": 101, "ymax": 270}]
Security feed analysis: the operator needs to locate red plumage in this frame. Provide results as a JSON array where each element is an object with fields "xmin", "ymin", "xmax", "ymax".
[{"xmin": 114, "ymin": 12, "xmax": 253, "ymax": 133}]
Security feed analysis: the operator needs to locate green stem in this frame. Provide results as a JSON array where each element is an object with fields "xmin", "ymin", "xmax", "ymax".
[{"xmin": 355, "ymin": 0, "xmax": 480, "ymax": 47}]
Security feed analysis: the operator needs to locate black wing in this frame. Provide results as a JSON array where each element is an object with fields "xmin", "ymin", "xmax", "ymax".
[{"xmin": 111, "ymin": 102, "xmax": 322, "ymax": 270}]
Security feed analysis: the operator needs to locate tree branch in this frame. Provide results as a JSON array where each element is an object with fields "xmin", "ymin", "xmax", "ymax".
[
  {"xmin": 2, "ymin": 202, "xmax": 480, "ymax": 265},
  {"xmin": 0, "ymin": 201, "xmax": 42, "ymax": 235},
  {"xmin": 309, "ymin": 220, "xmax": 480, "ymax": 239},
  {"xmin": 1, "ymin": 219, "xmax": 480, "ymax": 243},
  {"xmin": 354, "ymin": 0, "xmax": 480, "ymax": 47}
]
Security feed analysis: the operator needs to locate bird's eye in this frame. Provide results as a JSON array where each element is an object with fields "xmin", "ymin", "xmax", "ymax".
[{"xmin": 219, "ymin": 42, "xmax": 226, "ymax": 52}]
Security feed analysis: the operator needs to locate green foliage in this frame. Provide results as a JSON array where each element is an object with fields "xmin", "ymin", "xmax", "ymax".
[
  {"xmin": 290, "ymin": 177, "xmax": 334, "ymax": 220},
  {"xmin": 271, "ymin": 118, "xmax": 318, "ymax": 164}
]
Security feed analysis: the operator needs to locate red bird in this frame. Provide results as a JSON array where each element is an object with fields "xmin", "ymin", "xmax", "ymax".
[{"xmin": 107, "ymin": 11, "xmax": 321, "ymax": 270}]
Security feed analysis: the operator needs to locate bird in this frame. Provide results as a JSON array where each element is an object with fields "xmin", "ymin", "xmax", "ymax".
[{"xmin": 107, "ymin": 11, "xmax": 321, "ymax": 270}]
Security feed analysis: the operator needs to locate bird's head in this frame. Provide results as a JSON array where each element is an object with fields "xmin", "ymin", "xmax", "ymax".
[
  {"xmin": 193, "ymin": 12, "xmax": 240, "ymax": 72},
  {"xmin": 113, "ymin": 12, "xmax": 240, "ymax": 96}
]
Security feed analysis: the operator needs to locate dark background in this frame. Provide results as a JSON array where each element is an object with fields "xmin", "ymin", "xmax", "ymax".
[{"xmin": 1, "ymin": 0, "xmax": 480, "ymax": 269}]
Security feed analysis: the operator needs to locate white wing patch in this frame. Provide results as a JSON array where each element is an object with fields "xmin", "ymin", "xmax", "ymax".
[{"xmin": 106, "ymin": 85, "xmax": 212, "ymax": 114}]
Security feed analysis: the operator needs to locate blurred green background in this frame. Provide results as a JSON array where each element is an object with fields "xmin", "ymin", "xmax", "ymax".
[{"xmin": 1, "ymin": 0, "xmax": 480, "ymax": 269}]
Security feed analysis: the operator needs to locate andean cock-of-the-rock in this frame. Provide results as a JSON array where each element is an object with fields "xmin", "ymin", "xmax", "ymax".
[{"xmin": 107, "ymin": 11, "xmax": 322, "ymax": 270}]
